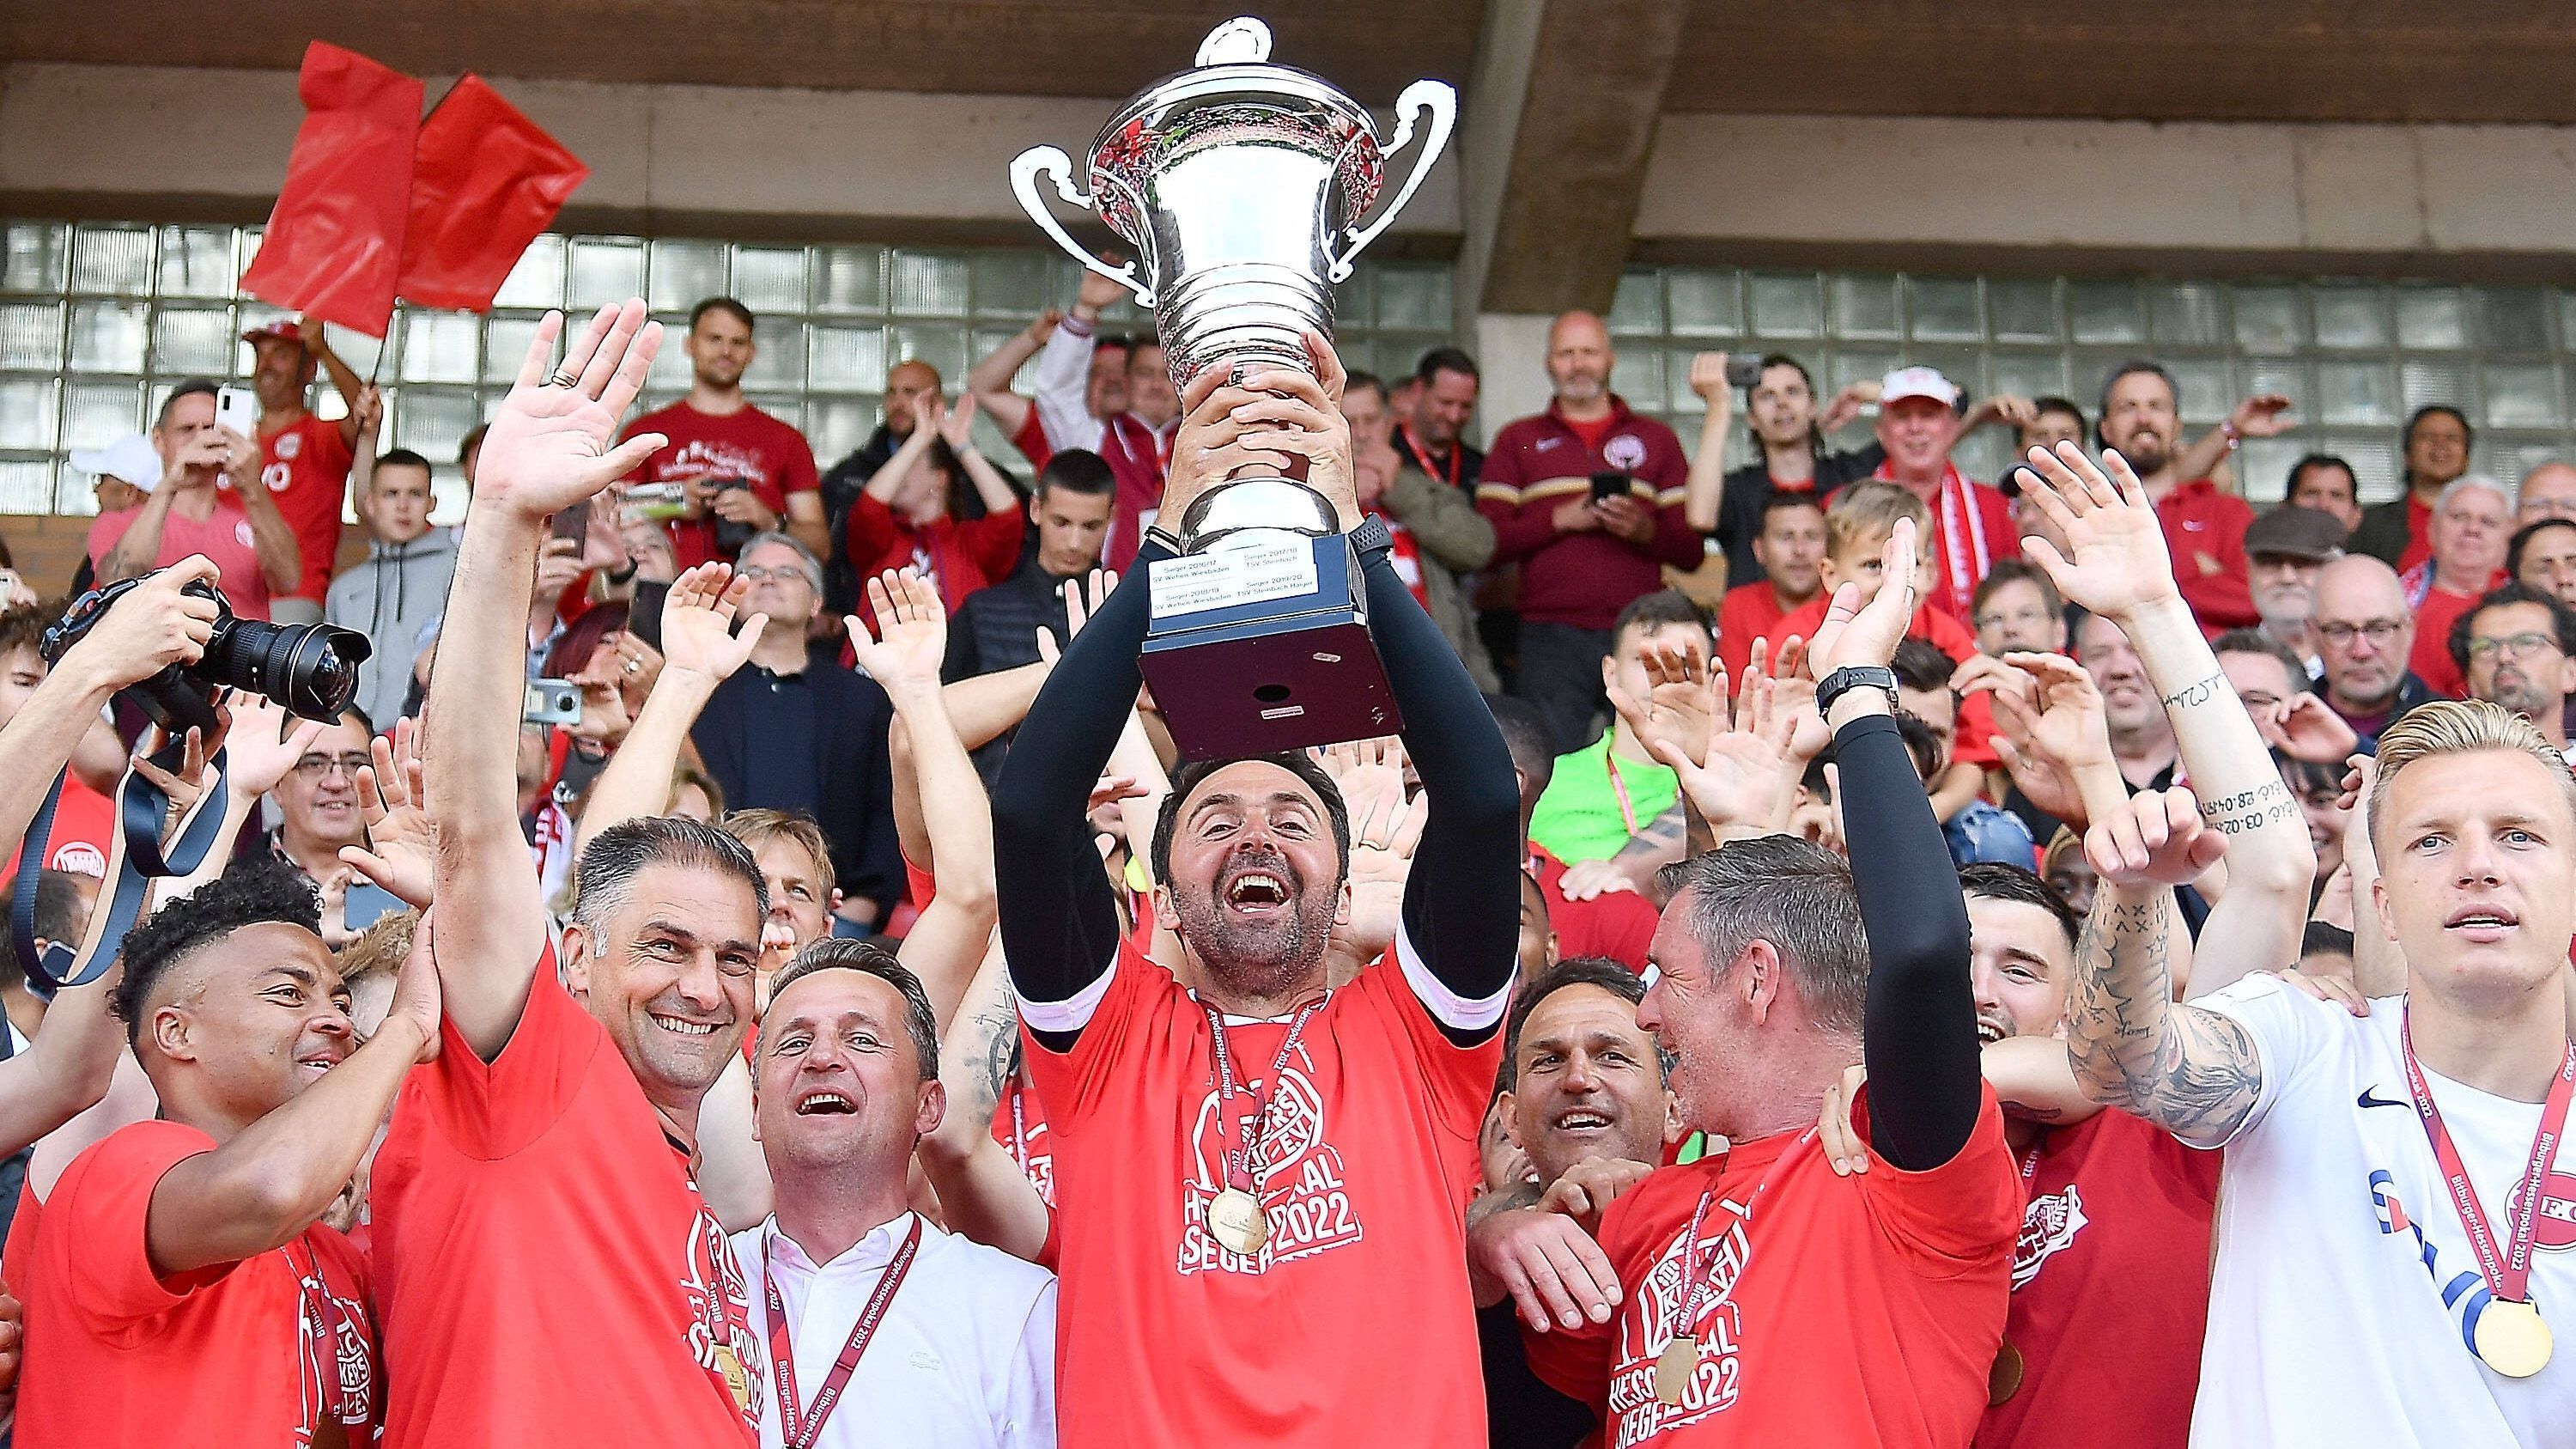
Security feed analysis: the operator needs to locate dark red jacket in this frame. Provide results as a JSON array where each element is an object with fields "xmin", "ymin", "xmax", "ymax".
[{"xmin": 1476, "ymin": 398, "xmax": 1700, "ymax": 630}]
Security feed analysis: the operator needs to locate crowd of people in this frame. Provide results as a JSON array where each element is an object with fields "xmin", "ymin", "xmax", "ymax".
[{"xmin": 0, "ymin": 251, "xmax": 2559, "ymax": 1449}]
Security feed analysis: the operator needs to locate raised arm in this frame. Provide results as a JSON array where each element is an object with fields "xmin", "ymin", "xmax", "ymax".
[
  {"xmin": 573, "ymin": 564, "xmax": 763, "ymax": 851},
  {"xmin": 938, "ymin": 395, "xmax": 1024, "ymax": 517},
  {"xmin": 1681, "ymin": 353, "xmax": 1736, "ymax": 535},
  {"xmin": 965, "ymin": 310, "xmax": 1058, "ymax": 444},
  {"xmin": 299, "ymin": 319, "xmax": 368, "ymax": 448},
  {"xmin": 146, "ymin": 915, "xmax": 438, "ymax": 1272},
  {"xmin": 1029, "ymin": 270, "xmax": 1125, "ymax": 448},
  {"xmin": 851, "ymin": 569, "xmax": 996, "ymax": 1029},
  {"xmin": 427, "ymin": 302, "xmax": 665, "ymax": 1058},
  {"xmin": 2169, "ymin": 393, "xmax": 2294, "ymax": 493},
  {"xmin": 222, "ymin": 429, "xmax": 304, "ymax": 596},
  {"xmin": 2016, "ymin": 441, "xmax": 2315, "ymax": 991},
  {"xmin": 1805, "ymin": 519, "xmax": 1982, "ymax": 1170},
  {"xmin": 2067, "ymin": 786, "xmax": 2263, "ymax": 1146},
  {"xmin": 916, "ymin": 936, "xmax": 1051, "ymax": 1263},
  {"xmin": 861, "ymin": 394, "xmax": 943, "ymax": 502}
]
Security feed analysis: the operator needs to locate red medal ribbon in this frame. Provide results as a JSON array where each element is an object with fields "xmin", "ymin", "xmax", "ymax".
[
  {"xmin": 1200, "ymin": 995, "xmax": 1328, "ymax": 1196},
  {"xmin": 287, "ymin": 1241, "xmax": 350, "ymax": 1426},
  {"xmin": 1400, "ymin": 425, "xmax": 1461, "ymax": 490},
  {"xmin": 764, "ymin": 1215, "xmax": 924, "ymax": 1449},
  {"xmin": 2399, "ymin": 1009, "xmax": 2576, "ymax": 1311},
  {"xmin": 1008, "ymin": 1085, "xmax": 1030, "ymax": 1176},
  {"xmin": 1604, "ymin": 752, "xmax": 1641, "ymax": 837},
  {"xmin": 1660, "ymin": 1134, "xmax": 1806, "ymax": 1356}
]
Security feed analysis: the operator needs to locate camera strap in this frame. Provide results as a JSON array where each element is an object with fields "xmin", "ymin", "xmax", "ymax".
[{"xmin": 9, "ymin": 742, "xmax": 233, "ymax": 1007}]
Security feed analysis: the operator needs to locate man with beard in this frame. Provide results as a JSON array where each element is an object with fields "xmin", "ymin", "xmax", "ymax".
[
  {"xmin": 2314, "ymin": 555, "xmax": 2440, "ymax": 750},
  {"xmin": 621, "ymin": 298, "xmax": 829, "ymax": 567},
  {"xmin": 2510, "ymin": 516, "xmax": 2576, "ymax": 612},
  {"xmin": 2093, "ymin": 362, "xmax": 2263, "ymax": 630},
  {"xmin": 730, "ymin": 945, "xmax": 1054, "ymax": 1448},
  {"xmin": 2451, "ymin": 581, "xmax": 2576, "ymax": 758},
  {"xmin": 991, "ymin": 331, "xmax": 1521, "ymax": 1449},
  {"xmin": 1401, "ymin": 346, "xmax": 1485, "ymax": 493},
  {"xmin": 1483, "ymin": 514, "xmax": 2020, "ymax": 1447},
  {"xmin": 15, "ymin": 857, "xmax": 438, "ymax": 1446},
  {"xmin": 1479, "ymin": 311, "xmax": 1700, "ymax": 752},
  {"xmin": 372, "ymin": 301, "xmax": 773, "ymax": 1447}
]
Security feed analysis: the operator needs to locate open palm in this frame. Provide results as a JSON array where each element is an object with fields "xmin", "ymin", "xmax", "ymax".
[
  {"xmin": 2014, "ymin": 442, "xmax": 2177, "ymax": 620},
  {"xmin": 478, "ymin": 302, "xmax": 667, "ymax": 521},
  {"xmin": 848, "ymin": 569, "xmax": 949, "ymax": 689},
  {"xmin": 343, "ymin": 724, "xmax": 434, "ymax": 910},
  {"xmin": 661, "ymin": 563, "xmax": 765, "ymax": 680}
]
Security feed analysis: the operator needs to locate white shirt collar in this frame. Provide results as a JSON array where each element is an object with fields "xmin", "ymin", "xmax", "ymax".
[{"xmin": 762, "ymin": 1211, "xmax": 920, "ymax": 1279}]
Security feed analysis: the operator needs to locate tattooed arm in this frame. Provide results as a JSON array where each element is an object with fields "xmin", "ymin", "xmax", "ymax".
[
  {"xmin": 2067, "ymin": 790, "xmax": 2266, "ymax": 1147},
  {"xmin": 917, "ymin": 937, "xmax": 1051, "ymax": 1263}
]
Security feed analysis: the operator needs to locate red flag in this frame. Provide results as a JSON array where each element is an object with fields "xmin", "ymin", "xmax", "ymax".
[
  {"xmin": 239, "ymin": 42, "xmax": 421, "ymax": 338},
  {"xmin": 398, "ymin": 76, "xmax": 589, "ymax": 313}
]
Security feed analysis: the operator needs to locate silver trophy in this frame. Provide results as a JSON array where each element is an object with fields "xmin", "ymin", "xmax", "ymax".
[{"xmin": 1009, "ymin": 15, "xmax": 1455, "ymax": 756}]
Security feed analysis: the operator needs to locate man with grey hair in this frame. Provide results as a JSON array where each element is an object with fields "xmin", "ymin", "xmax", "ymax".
[
  {"xmin": 2403, "ymin": 473, "xmax": 2513, "ymax": 699},
  {"xmin": 691, "ymin": 530, "xmax": 903, "ymax": 929},
  {"xmin": 730, "ymin": 941, "xmax": 1056, "ymax": 1448}
]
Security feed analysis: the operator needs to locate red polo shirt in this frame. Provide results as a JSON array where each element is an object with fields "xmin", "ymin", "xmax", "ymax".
[
  {"xmin": 1478, "ymin": 398, "xmax": 1702, "ymax": 630},
  {"xmin": 2157, "ymin": 478, "xmax": 2258, "ymax": 630},
  {"xmin": 1715, "ymin": 581, "xmax": 1816, "ymax": 683}
]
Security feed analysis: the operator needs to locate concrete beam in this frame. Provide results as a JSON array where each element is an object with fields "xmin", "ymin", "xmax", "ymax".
[{"xmin": 1457, "ymin": 0, "xmax": 1687, "ymax": 319}]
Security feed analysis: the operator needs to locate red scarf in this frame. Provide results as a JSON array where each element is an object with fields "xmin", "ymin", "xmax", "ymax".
[
  {"xmin": 1369, "ymin": 507, "xmax": 1431, "ymax": 610},
  {"xmin": 1874, "ymin": 460, "xmax": 1990, "ymax": 613}
]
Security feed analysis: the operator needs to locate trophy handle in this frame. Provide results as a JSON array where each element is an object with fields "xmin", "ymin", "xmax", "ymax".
[
  {"xmin": 1326, "ymin": 81, "xmax": 1457, "ymax": 284},
  {"xmin": 1009, "ymin": 146, "xmax": 1158, "ymax": 309}
]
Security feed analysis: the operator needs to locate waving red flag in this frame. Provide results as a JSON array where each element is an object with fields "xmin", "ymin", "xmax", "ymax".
[
  {"xmin": 397, "ymin": 76, "xmax": 589, "ymax": 313},
  {"xmin": 239, "ymin": 42, "xmax": 422, "ymax": 338}
]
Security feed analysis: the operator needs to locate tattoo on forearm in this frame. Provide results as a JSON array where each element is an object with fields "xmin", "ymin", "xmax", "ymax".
[
  {"xmin": 2159, "ymin": 671, "xmax": 2227, "ymax": 711},
  {"xmin": 2197, "ymin": 779, "xmax": 2298, "ymax": 837},
  {"xmin": 1467, "ymin": 1179, "xmax": 1541, "ymax": 1228},
  {"xmin": 960, "ymin": 1002, "xmax": 1018, "ymax": 1129},
  {"xmin": 2066, "ymin": 890, "xmax": 2261, "ymax": 1142},
  {"xmin": 1615, "ymin": 801, "xmax": 1691, "ymax": 866}
]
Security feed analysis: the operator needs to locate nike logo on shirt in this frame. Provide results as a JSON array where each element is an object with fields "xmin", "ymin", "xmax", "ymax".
[{"xmin": 2357, "ymin": 1087, "xmax": 2409, "ymax": 1110}]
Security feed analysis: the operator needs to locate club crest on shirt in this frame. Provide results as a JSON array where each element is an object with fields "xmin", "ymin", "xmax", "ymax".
[
  {"xmin": 262, "ymin": 462, "xmax": 294, "ymax": 494},
  {"xmin": 2012, "ymin": 1184, "xmax": 2089, "ymax": 1289},
  {"xmin": 292, "ymin": 1260, "xmax": 374, "ymax": 1446},
  {"xmin": 1176, "ymin": 1056, "xmax": 1364, "ymax": 1276},
  {"xmin": 2514, "ymin": 1168, "xmax": 2576, "ymax": 1252},
  {"xmin": 678, "ymin": 1199, "xmax": 765, "ymax": 1424},
  {"xmin": 235, "ymin": 520, "xmax": 258, "ymax": 548},
  {"xmin": 1602, "ymin": 435, "xmax": 1649, "ymax": 472},
  {"xmin": 276, "ymin": 433, "xmax": 303, "ymax": 461},
  {"xmin": 1603, "ymin": 1209, "xmax": 1750, "ymax": 1445}
]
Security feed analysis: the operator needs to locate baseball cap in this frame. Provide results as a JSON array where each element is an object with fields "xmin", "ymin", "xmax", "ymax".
[
  {"xmin": 1880, "ymin": 366, "xmax": 1960, "ymax": 410},
  {"xmin": 240, "ymin": 320, "xmax": 305, "ymax": 348},
  {"xmin": 68, "ymin": 433, "xmax": 161, "ymax": 492},
  {"xmin": 2244, "ymin": 504, "xmax": 2347, "ymax": 562}
]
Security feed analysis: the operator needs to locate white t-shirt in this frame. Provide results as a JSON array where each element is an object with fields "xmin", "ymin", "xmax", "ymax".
[
  {"xmin": 728, "ymin": 1212, "xmax": 1057, "ymax": 1449},
  {"xmin": 2191, "ymin": 974, "xmax": 2576, "ymax": 1448}
]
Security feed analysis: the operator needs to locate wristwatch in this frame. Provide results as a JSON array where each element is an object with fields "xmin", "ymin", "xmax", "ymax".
[
  {"xmin": 1814, "ymin": 665, "xmax": 1900, "ymax": 717},
  {"xmin": 1349, "ymin": 514, "xmax": 1394, "ymax": 563}
]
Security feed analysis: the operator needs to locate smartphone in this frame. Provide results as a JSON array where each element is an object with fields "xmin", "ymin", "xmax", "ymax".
[
  {"xmin": 1724, "ymin": 355, "xmax": 1765, "ymax": 389},
  {"xmin": 550, "ymin": 499, "xmax": 592, "ymax": 544},
  {"xmin": 523, "ymin": 679, "xmax": 582, "ymax": 727},
  {"xmin": 1589, "ymin": 472, "xmax": 1629, "ymax": 503},
  {"xmin": 214, "ymin": 385, "xmax": 258, "ymax": 440},
  {"xmin": 342, "ymin": 880, "xmax": 404, "ymax": 934}
]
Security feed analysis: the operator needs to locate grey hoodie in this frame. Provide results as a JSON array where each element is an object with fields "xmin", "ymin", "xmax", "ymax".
[{"xmin": 325, "ymin": 530, "xmax": 457, "ymax": 731}]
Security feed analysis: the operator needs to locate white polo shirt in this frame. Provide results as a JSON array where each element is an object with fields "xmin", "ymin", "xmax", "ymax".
[
  {"xmin": 728, "ymin": 1212, "xmax": 1056, "ymax": 1449},
  {"xmin": 2191, "ymin": 974, "xmax": 2576, "ymax": 1448}
]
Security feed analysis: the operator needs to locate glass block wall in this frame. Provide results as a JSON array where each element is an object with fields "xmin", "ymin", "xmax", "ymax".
[
  {"xmin": 0, "ymin": 220, "xmax": 1459, "ymax": 521},
  {"xmin": 1608, "ymin": 270, "xmax": 2575, "ymax": 505}
]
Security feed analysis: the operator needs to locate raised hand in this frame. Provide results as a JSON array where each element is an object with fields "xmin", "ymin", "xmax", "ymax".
[
  {"xmin": 477, "ymin": 301, "xmax": 666, "ymax": 522},
  {"xmin": 2229, "ymin": 393, "xmax": 2296, "ymax": 440},
  {"xmin": 937, "ymin": 392, "xmax": 981, "ymax": 454},
  {"xmin": 2014, "ymin": 442, "xmax": 2180, "ymax": 623},
  {"xmin": 2086, "ymin": 785, "xmax": 2227, "ymax": 889},
  {"xmin": 2274, "ymin": 691, "xmax": 2360, "ymax": 766},
  {"xmin": 660, "ymin": 563, "xmax": 766, "ymax": 682},
  {"xmin": 1076, "ymin": 260, "xmax": 1128, "ymax": 315},
  {"xmin": 1807, "ymin": 515, "xmax": 1921, "ymax": 680},
  {"xmin": 1981, "ymin": 651, "xmax": 2117, "ymax": 825},
  {"xmin": 1036, "ymin": 568, "xmax": 1118, "ymax": 666},
  {"xmin": 343, "ymin": 722, "xmax": 434, "ymax": 910},
  {"xmin": 1686, "ymin": 351, "xmax": 1733, "ymax": 402},
  {"xmin": 847, "ymin": 569, "xmax": 949, "ymax": 691},
  {"xmin": 1655, "ymin": 659, "xmax": 1822, "ymax": 836},
  {"xmin": 1607, "ymin": 640, "xmax": 1723, "ymax": 777},
  {"xmin": 60, "ymin": 555, "xmax": 221, "ymax": 692},
  {"xmin": 218, "ymin": 691, "xmax": 329, "ymax": 799}
]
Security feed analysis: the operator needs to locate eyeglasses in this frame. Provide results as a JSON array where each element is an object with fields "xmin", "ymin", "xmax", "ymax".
[
  {"xmin": 290, "ymin": 752, "xmax": 372, "ymax": 782},
  {"xmin": 735, "ymin": 564, "xmax": 809, "ymax": 585},
  {"xmin": 2466, "ymin": 631, "xmax": 2562, "ymax": 661},
  {"xmin": 2237, "ymin": 691, "xmax": 2286, "ymax": 715},
  {"xmin": 2316, "ymin": 619, "xmax": 2407, "ymax": 648}
]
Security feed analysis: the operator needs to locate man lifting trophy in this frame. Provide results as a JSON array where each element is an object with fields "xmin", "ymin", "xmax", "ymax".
[{"xmin": 1012, "ymin": 15, "xmax": 1455, "ymax": 756}]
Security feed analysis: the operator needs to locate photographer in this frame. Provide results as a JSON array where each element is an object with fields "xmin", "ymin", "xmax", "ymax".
[{"xmin": 88, "ymin": 381, "xmax": 301, "ymax": 619}]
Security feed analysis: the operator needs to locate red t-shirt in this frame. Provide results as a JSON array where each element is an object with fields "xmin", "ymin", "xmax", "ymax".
[
  {"xmin": 621, "ymin": 401, "xmax": 820, "ymax": 569},
  {"xmin": 2409, "ymin": 578, "xmax": 2496, "ymax": 700},
  {"xmin": 1011, "ymin": 408, "xmax": 1054, "ymax": 472},
  {"xmin": 16, "ymin": 1120, "xmax": 380, "ymax": 1447},
  {"xmin": 845, "ymin": 493, "xmax": 1027, "ymax": 623},
  {"xmin": 2397, "ymin": 493, "xmax": 2435, "ymax": 576},
  {"xmin": 256, "ymin": 413, "xmax": 355, "ymax": 605},
  {"xmin": 1531, "ymin": 843, "xmax": 1660, "ymax": 972},
  {"xmin": 1025, "ymin": 943, "xmax": 1502, "ymax": 1448},
  {"xmin": 989, "ymin": 1077, "xmax": 1057, "ymax": 1208},
  {"xmin": 3, "ymin": 775, "xmax": 115, "ymax": 883},
  {"xmin": 1978, "ymin": 1111, "xmax": 2220, "ymax": 1449},
  {"xmin": 2157, "ymin": 479, "xmax": 2259, "ymax": 631},
  {"xmin": 87, "ymin": 496, "xmax": 274, "ymax": 620},
  {"xmin": 1524, "ymin": 1087, "xmax": 2020, "ymax": 1447},
  {"xmin": 368, "ymin": 948, "xmax": 761, "ymax": 1448},
  {"xmin": 1714, "ymin": 581, "xmax": 1807, "ymax": 684}
]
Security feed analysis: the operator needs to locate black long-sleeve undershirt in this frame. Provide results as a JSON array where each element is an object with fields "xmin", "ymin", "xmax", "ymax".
[
  {"xmin": 1838, "ymin": 713, "xmax": 1982, "ymax": 1172},
  {"xmin": 992, "ymin": 537, "xmax": 1522, "ymax": 1050}
]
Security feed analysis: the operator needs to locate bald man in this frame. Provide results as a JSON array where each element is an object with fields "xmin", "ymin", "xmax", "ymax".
[
  {"xmin": 2312, "ymin": 554, "xmax": 2439, "ymax": 749},
  {"xmin": 2519, "ymin": 460, "xmax": 2576, "ymax": 526},
  {"xmin": 1476, "ymin": 312, "xmax": 1701, "ymax": 752}
]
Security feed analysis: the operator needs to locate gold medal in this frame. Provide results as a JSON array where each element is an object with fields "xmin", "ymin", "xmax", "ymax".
[
  {"xmin": 1207, "ymin": 1187, "xmax": 1267, "ymax": 1255},
  {"xmin": 1653, "ymin": 1340, "xmax": 1696, "ymax": 1406},
  {"xmin": 713, "ymin": 1343, "xmax": 752, "ymax": 1410},
  {"xmin": 2475, "ymin": 1299, "xmax": 2555, "ymax": 1379},
  {"xmin": 1987, "ymin": 1339, "xmax": 2026, "ymax": 1405}
]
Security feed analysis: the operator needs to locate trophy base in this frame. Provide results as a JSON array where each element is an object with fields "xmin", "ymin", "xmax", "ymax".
[{"xmin": 1140, "ymin": 533, "xmax": 1404, "ymax": 758}]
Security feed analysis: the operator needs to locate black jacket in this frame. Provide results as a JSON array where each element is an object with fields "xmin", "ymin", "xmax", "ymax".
[
  {"xmin": 2348, "ymin": 495, "xmax": 2416, "ymax": 568},
  {"xmin": 690, "ymin": 646, "xmax": 904, "ymax": 916}
]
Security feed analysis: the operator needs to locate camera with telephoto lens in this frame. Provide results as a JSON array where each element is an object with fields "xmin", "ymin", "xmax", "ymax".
[{"xmin": 43, "ymin": 572, "xmax": 372, "ymax": 736}]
